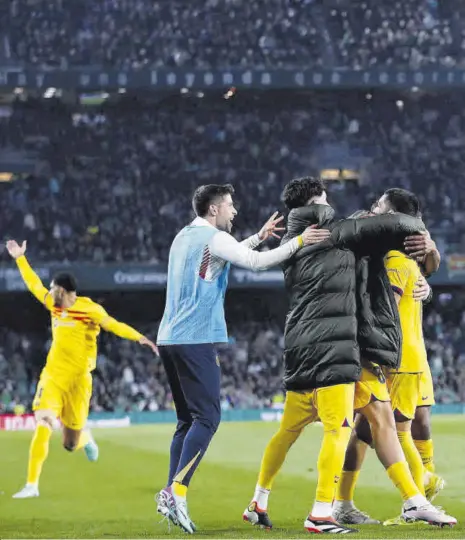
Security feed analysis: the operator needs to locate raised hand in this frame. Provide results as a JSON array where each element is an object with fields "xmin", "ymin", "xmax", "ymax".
[
  {"xmin": 6, "ymin": 240, "xmax": 27, "ymax": 259},
  {"xmin": 258, "ymin": 212, "xmax": 286, "ymax": 241}
]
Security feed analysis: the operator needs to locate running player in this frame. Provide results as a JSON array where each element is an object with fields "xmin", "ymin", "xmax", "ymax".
[{"xmin": 6, "ymin": 240, "xmax": 157, "ymax": 499}]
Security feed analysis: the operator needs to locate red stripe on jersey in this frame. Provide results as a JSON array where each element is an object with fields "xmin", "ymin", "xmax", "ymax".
[
  {"xmin": 199, "ymin": 247, "xmax": 211, "ymax": 279},
  {"xmin": 53, "ymin": 307, "xmax": 88, "ymax": 315}
]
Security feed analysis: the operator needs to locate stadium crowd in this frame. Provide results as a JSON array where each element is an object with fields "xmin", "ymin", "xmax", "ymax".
[
  {"xmin": 5, "ymin": 0, "xmax": 464, "ymax": 69},
  {"xmin": 1, "ymin": 91, "xmax": 465, "ymax": 263},
  {"xmin": 0, "ymin": 288, "xmax": 464, "ymax": 414},
  {"xmin": 0, "ymin": 318, "xmax": 285, "ymax": 414}
]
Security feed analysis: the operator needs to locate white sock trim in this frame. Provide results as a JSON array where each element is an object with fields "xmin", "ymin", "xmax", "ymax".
[
  {"xmin": 311, "ymin": 501, "xmax": 333, "ymax": 519},
  {"xmin": 253, "ymin": 485, "xmax": 270, "ymax": 510},
  {"xmin": 333, "ymin": 500, "xmax": 355, "ymax": 509},
  {"xmin": 405, "ymin": 494, "xmax": 428, "ymax": 509}
]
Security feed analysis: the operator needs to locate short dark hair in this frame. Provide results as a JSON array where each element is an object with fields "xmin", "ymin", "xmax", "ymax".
[
  {"xmin": 282, "ymin": 176, "xmax": 325, "ymax": 210},
  {"xmin": 192, "ymin": 184, "xmax": 235, "ymax": 217},
  {"xmin": 384, "ymin": 188, "xmax": 421, "ymax": 217},
  {"xmin": 52, "ymin": 272, "xmax": 77, "ymax": 292}
]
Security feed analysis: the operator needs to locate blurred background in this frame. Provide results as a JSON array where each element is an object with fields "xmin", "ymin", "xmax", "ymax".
[{"xmin": 0, "ymin": 0, "xmax": 465, "ymax": 417}]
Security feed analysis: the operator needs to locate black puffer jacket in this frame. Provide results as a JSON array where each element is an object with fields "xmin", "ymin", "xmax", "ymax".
[{"xmin": 282, "ymin": 205, "xmax": 425, "ymax": 392}]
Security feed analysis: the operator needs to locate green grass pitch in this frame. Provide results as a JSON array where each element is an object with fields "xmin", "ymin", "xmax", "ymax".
[{"xmin": 0, "ymin": 416, "xmax": 464, "ymax": 538}]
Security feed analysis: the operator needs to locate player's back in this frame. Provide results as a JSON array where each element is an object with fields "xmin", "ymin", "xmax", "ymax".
[
  {"xmin": 46, "ymin": 296, "xmax": 104, "ymax": 382},
  {"xmin": 384, "ymin": 250, "xmax": 427, "ymax": 372}
]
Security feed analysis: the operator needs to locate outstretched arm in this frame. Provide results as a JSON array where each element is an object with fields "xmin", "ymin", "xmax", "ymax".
[
  {"xmin": 210, "ymin": 231, "xmax": 303, "ymax": 271},
  {"xmin": 209, "ymin": 224, "xmax": 322, "ymax": 272},
  {"xmin": 94, "ymin": 308, "xmax": 158, "ymax": 354},
  {"xmin": 100, "ymin": 316, "xmax": 143, "ymax": 341},
  {"xmin": 331, "ymin": 214, "xmax": 425, "ymax": 256},
  {"xmin": 6, "ymin": 240, "xmax": 53, "ymax": 310}
]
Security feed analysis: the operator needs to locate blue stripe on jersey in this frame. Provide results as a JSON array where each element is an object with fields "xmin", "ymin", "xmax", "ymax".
[{"xmin": 391, "ymin": 285, "xmax": 403, "ymax": 297}]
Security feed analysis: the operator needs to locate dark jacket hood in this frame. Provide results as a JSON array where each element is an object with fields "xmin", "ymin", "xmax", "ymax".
[{"xmin": 287, "ymin": 205, "xmax": 335, "ymax": 236}]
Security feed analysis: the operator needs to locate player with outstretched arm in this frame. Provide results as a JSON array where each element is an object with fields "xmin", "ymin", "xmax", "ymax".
[
  {"xmin": 6, "ymin": 240, "xmax": 158, "ymax": 499},
  {"xmin": 155, "ymin": 183, "xmax": 319, "ymax": 534}
]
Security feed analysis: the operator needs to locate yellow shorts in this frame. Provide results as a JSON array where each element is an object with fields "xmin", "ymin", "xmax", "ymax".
[
  {"xmin": 354, "ymin": 366, "xmax": 390, "ymax": 411},
  {"xmin": 418, "ymin": 365, "xmax": 435, "ymax": 407},
  {"xmin": 281, "ymin": 383, "xmax": 355, "ymax": 433},
  {"xmin": 386, "ymin": 372, "xmax": 422, "ymax": 420},
  {"xmin": 33, "ymin": 370, "xmax": 92, "ymax": 430}
]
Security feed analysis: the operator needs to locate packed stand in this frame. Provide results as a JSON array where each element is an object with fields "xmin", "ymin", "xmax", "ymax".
[
  {"xmin": 7, "ymin": 0, "xmax": 325, "ymax": 69},
  {"xmin": 6, "ymin": 0, "xmax": 465, "ymax": 69},
  {"xmin": 1, "ymin": 288, "xmax": 465, "ymax": 414},
  {"xmin": 326, "ymin": 0, "xmax": 459, "ymax": 69},
  {"xmin": 0, "ymin": 318, "xmax": 285, "ymax": 414},
  {"xmin": 1, "ymin": 91, "xmax": 465, "ymax": 263},
  {"xmin": 424, "ymin": 290, "xmax": 465, "ymax": 403}
]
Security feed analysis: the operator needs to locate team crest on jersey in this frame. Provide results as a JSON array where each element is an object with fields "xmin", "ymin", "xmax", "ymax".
[{"xmin": 61, "ymin": 310, "xmax": 68, "ymax": 318}]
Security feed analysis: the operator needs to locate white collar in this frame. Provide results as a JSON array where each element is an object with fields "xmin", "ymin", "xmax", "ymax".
[{"xmin": 191, "ymin": 216, "xmax": 217, "ymax": 229}]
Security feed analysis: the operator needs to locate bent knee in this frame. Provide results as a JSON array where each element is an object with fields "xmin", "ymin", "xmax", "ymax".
[
  {"xmin": 279, "ymin": 426, "xmax": 303, "ymax": 440},
  {"xmin": 411, "ymin": 416, "xmax": 431, "ymax": 440},
  {"xmin": 175, "ymin": 418, "xmax": 193, "ymax": 432},
  {"xmin": 63, "ymin": 441, "xmax": 78, "ymax": 452},
  {"xmin": 355, "ymin": 415, "xmax": 374, "ymax": 446},
  {"xmin": 211, "ymin": 414, "xmax": 221, "ymax": 433},
  {"xmin": 197, "ymin": 413, "xmax": 221, "ymax": 433},
  {"xmin": 323, "ymin": 427, "xmax": 352, "ymax": 441},
  {"xmin": 34, "ymin": 410, "xmax": 55, "ymax": 429}
]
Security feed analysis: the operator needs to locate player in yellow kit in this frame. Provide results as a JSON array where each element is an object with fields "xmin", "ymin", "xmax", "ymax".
[
  {"xmin": 6, "ymin": 240, "xmax": 158, "ymax": 499},
  {"xmin": 404, "ymin": 231, "xmax": 444, "ymax": 500},
  {"xmin": 334, "ymin": 189, "xmax": 455, "ymax": 527},
  {"xmin": 383, "ymin": 248, "xmax": 429, "ymax": 488}
]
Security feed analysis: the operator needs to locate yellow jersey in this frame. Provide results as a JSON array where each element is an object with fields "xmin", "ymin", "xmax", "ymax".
[
  {"xmin": 47, "ymin": 296, "xmax": 108, "ymax": 378},
  {"xmin": 16, "ymin": 256, "xmax": 143, "ymax": 382},
  {"xmin": 384, "ymin": 250, "xmax": 427, "ymax": 373}
]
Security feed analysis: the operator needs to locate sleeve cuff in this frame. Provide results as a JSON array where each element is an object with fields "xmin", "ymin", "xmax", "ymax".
[{"xmin": 391, "ymin": 285, "xmax": 403, "ymax": 296}]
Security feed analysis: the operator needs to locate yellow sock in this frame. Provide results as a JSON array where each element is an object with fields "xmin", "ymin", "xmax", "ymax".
[
  {"xmin": 316, "ymin": 428, "xmax": 352, "ymax": 503},
  {"xmin": 335, "ymin": 470, "xmax": 360, "ymax": 502},
  {"xmin": 397, "ymin": 431, "xmax": 425, "ymax": 496},
  {"xmin": 414, "ymin": 439, "xmax": 435, "ymax": 473},
  {"xmin": 257, "ymin": 428, "xmax": 300, "ymax": 490},
  {"xmin": 172, "ymin": 481, "xmax": 188, "ymax": 498},
  {"xmin": 75, "ymin": 430, "xmax": 91, "ymax": 451},
  {"xmin": 387, "ymin": 461, "xmax": 419, "ymax": 500},
  {"xmin": 27, "ymin": 424, "xmax": 52, "ymax": 485}
]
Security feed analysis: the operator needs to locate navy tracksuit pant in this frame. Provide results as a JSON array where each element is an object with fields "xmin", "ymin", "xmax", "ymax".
[{"xmin": 159, "ymin": 344, "xmax": 221, "ymax": 487}]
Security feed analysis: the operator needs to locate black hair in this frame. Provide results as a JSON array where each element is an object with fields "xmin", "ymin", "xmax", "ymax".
[
  {"xmin": 52, "ymin": 272, "xmax": 77, "ymax": 292},
  {"xmin": 192, "ymin": 184, "xmax": 235, "ymax": 217},
  {"xmin": 281, "ymin": 176, "xmax": 325, "ymax": 210},
  {"xmin": 384, "ymin": 188, "xmax": 421, "ymax": 217}
]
